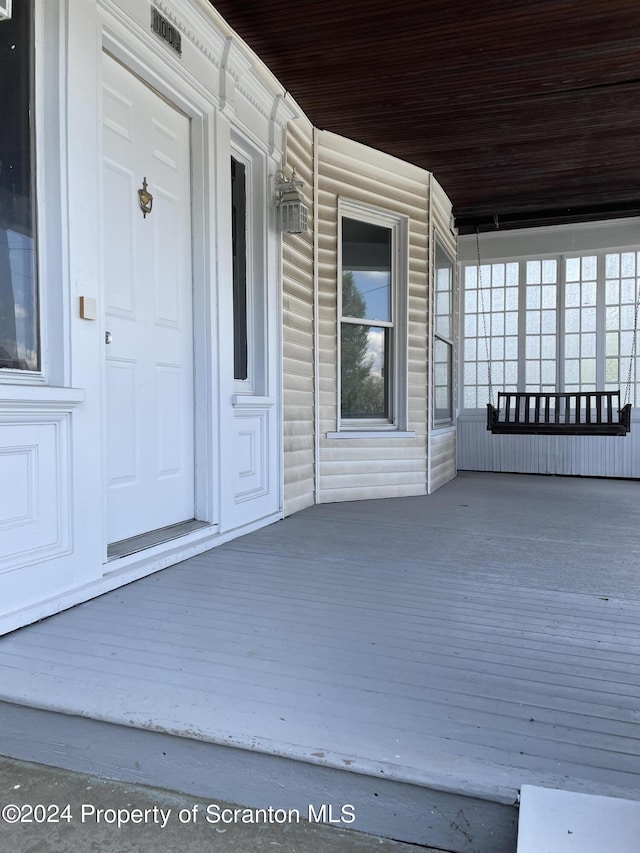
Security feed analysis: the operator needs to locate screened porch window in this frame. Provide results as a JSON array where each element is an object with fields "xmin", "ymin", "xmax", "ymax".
[
  {"xmin": 461, "ymin": 252, "xmax": 640, "ymax": 408},
  {"xmin": 0, "ymin": 1, "xmax": 39, "ymax": 371},
  {"xmin": 462, "ymin": 261, "xmax": 519, "ymax": 408},
  {"xmin": 340, "ymin": 216, "xmax": 393, "ymax": 421},
  {"xmin": 525, "ymin": 259, "xmax": 557, "ymax": 391}
]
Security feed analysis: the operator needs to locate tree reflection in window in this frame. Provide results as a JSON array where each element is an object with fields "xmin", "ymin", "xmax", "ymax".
[{"xmin": 341, "ymin": 272, "xmax": 387, "ymax": 418}]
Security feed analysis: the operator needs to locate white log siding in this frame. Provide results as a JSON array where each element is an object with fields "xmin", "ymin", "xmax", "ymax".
[
  {"xmin": 428, "ymin": 178, "xmax": 458, "ymax": 493},
  {"xmin": 316, "ymin": 131, "xmax": 432, "ymax": 503},
  {"xmin": 282, "ymin": 116, "xmax": 316, "ymax": 515}
]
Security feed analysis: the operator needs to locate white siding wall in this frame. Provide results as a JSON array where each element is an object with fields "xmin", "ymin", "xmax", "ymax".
[
  {"xmin": 317, "ymin": 132, "xmax": 430, "ymax": 503},
  {"xmin": 458, "ymin": 411, "xmax": 640, "ymax": 476},
  {"xmin": 429, "ymin": 430, "xmax": 457, "ymax": 490},
  {"xmin": 282, "ymin": 117, "xmax": 315, "ymax": 515}
]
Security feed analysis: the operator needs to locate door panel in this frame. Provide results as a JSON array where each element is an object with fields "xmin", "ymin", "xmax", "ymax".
[{"xmin": 102, "ymin": 53, "xmax": 194, "ymax": 545}]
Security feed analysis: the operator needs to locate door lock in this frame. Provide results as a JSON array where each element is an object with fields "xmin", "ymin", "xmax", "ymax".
[{"xmin": 105, "ymin": 331, "xmax": 113, "ymax": 345}]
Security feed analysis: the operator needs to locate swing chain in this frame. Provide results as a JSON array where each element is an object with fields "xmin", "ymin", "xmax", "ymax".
[{"xmin": 476, "ymin": 228, "xmax": 494, "ymax": 407}]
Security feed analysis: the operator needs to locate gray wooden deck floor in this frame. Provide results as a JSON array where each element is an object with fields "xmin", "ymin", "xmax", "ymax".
[{"xmin": 1, "ymin": 472, "xmax": 639, "ymax": 852}]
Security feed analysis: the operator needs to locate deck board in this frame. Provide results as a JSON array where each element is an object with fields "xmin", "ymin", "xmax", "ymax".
[{"xmin": 1, "ymin": 472, "xmax": 640, "ymax": 850}]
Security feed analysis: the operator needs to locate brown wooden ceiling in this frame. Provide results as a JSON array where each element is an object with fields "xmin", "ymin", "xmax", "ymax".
[{"xmin": 211, "ymin": 0, "xmax": 640, "ymax": 233}]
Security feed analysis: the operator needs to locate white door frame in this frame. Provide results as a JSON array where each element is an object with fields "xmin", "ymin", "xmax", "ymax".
[{"xmin": 99, "ymin": 27, "xmax": 218, "ymax": 563}]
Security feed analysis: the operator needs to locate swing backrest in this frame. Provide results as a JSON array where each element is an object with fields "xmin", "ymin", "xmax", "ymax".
[{"xmin": 487, "ymin": 391, "xmax": 631, "ymax": 435}]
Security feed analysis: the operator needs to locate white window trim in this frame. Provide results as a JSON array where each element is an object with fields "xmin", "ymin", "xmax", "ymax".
[{"xmin": 336, "ymin": 197, "xmax": 409, "ymax": 433}]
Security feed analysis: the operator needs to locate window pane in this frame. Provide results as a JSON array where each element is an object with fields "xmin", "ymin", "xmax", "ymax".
[
  {"xmin": 606, "ymin": 254, "xmax": 620, "ymax": 277},
  {"xmin": 491, "ymin": 338, "xmax": 503, "ymax": 359},
  {"xmin": 0, "ymin": 3, "xmax": 39, "ymax": 370},
  {"xmin": 341, "ymin": 324, "xmax": 388, "ymax": 419},
  {"xmin": 461, "ymin": 259, "xmax": 521, "ymax": 407},
  {"xmin": 526, "ymin": 362, "xmax": 540, "ymax": 385},
  {"xmin": 434, "ymin": 338, "xmax": 452, "ymax": 421},
  {"xmin": 526, "ymin": 286, "xmax": 540, "ymax": 309},
  {"xmin": 463, "ymin": 387, "xmax": 476, "ymax": 408},
  {"xmin": 621, "ymin": 279, "xmax": 635, "ymax": 303},
  {"xmin": 505, "ymin": 286, "xmax": 518, "ymax": 310},
  {"xmin": 566, "ymin": 257, "xmax": 580, "ymax": 281},
  {"xmin": 541, "ymin": 360, "xmax": 556, "ymax": 384},
  {"xmin": 465, "ymin": 266, "xmax": 477, "ymax": 288},
  {"xmin": 582, "ymin": 256, "xmax": 597, "ymax": 280},
  {"xmin": 525, "ymin": 336, "xmax": 539, "ymax": 359},
  {"xmin": 565, "ymin": 283, "xmax": 580, "ymax": 307},
  {"xmin": 565, "ymin": 334, "xmax": 579, "ymax": 359},
  {"xmin": 527, "ymin": 261, "xmax": 540, "ymax": 284},
  {"xmin": 342, "ymin": 218, "xmax": 391, "ymax": 322},
  {"xmin": 541, "ymin": 285, "xmax": 556, "ymax": 308}
]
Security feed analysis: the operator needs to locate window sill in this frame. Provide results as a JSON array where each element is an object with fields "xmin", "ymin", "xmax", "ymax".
[
  {"xmin": 326, "ymin": 430, "xmax": 417, "ymax": 440},
  {"xmin": 0, "ymin": 385, "xmax": 84, "ymax": 409}
]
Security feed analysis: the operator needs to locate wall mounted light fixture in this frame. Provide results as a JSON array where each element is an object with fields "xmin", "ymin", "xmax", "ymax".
[{"xmin": 275, "ymin": 168, "xmax": 308, "ymax": 234}]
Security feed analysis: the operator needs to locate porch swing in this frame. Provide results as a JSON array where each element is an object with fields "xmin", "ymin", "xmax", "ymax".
[{"xmin": 473, "ymin": 230, "xmax": 636, "ymax": 436}]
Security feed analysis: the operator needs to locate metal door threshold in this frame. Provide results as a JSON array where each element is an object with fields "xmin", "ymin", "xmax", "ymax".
[{"xmin": 107, "ymin": 519, "xmax": 209, "ymax": 560}]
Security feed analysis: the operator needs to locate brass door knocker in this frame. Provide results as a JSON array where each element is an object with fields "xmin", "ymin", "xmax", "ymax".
[{"xmin": 138, "ymin": 177, "xmax": 153, "ymax": 218}]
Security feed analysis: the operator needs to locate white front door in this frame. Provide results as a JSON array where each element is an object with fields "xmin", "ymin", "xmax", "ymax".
[{"xmin": 102, "ymin": 53, "xmax": 195, "ymax": 545}]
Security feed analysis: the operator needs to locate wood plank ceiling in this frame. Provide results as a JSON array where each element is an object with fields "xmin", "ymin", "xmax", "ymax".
[{"xmin": 211, "ymin": 0, "xmax": 640, "ymax": 232}]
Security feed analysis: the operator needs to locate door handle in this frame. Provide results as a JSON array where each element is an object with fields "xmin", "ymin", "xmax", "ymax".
[{"xmin": 105, "ymin": 331, "xmax": 113, "ymax": 345}]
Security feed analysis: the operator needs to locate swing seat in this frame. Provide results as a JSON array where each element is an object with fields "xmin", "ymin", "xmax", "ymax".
[{"xmin": 487, "ymin": 391, "xmax": 632, "ymax": 436}]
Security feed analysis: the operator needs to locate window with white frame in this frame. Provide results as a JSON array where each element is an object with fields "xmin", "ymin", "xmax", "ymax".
[
  {"xmin": 564, "ymin": 255, "xmax": 597, "ymax": 392},
  {"xmin": 461, "ymin": 251, "xmax": 640, "ymax": 408},
  {"xmin": 462, "ymin": 261, "xmax": 519, "ymax": 408},
  {"xmin": 339, "ymin": 203, "xmax": 406, "ymax": 427},
  {"xmin": 525, "ymin": 259, "xmax": 558, "ymax": 392},
  {"xmin": 434, "ymin": 240, "xmax": 454, "ymax": 423}
]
